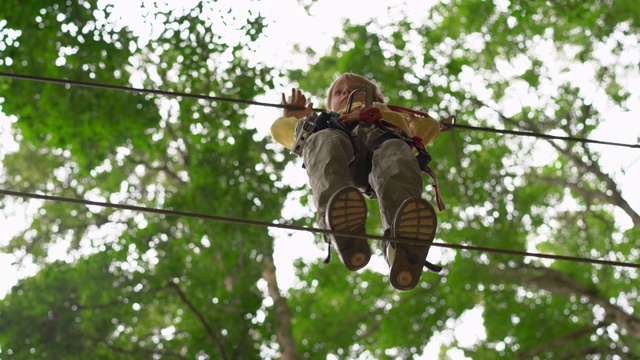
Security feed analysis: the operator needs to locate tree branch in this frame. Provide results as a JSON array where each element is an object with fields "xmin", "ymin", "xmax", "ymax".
[
  {"xmin": 471, "ymin": 97, "xmax": 640, "ymax": 231},
  {"xmin": 517, "ymin": 322, "xmax": 607, "ymax": 359},
  {"xmin": 169, "ymin": 282, "xmax": 228, "ymax": 360},
  {"xmin": 536, "ymin": 176, "xmax": 609, "ymax": 203},
  {"xmin": 97, "ymin": 335, "xmax": 186, "ymax": 360},
  {"xmin": 557, "ymin": 345, "xmax": 640, "ymax": 360},
  {"xmin": 490, "ymin": 264, "xmax": 640, "ymax": 338},
  {"xmin": 547, "ymin": 140, "xmax": 640, "ymax": 230},
  {"xmin": 129, "ymin": 157, "xmax": 186, "ymax": 184},
  {"xmin": 77, "ymin": 284, "xmax": 169, "ymax": 311}
]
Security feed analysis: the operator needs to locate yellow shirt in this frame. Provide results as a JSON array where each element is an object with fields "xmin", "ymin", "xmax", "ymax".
[{"xmin": 270, "ymin": 102, "xmax": 441, "ymax": 150}]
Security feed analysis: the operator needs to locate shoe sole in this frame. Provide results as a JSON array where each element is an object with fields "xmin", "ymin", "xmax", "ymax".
[
  {"xmin": 390, "ymin": 199, "xmax": 437, "ymax": 290},
  {"xmin": 326, "ymin": 187, "xmax": 371, "ymax": 271}
]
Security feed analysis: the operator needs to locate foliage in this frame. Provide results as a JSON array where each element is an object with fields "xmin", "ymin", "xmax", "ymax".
[
  {"xmin": 1, "ymin": 0, "xmax": 639, "ymax": 359},
  {"xmin": 286, "ymin": 1, "xmax": 640, "ymax": 359},
  {"xmin": 1, "ymin": 1, "xmax": 286, "ymax": 359}
]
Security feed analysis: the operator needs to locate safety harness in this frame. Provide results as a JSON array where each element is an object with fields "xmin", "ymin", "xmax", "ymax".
[
  {"xmin": 291, "ymin": 99, "xmax": 452, "ymax": 211},
  {"xmin": 337, "ymin": 103, "xmax": 452, "ymax": 211},
  {"xmin": 290, "ymin": 88, "xmax": 453, "ymax": 272}
]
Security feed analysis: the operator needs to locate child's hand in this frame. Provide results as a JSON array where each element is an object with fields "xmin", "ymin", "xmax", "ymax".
[{"xmin": 282, "ymin": 88, "xmax": 313, "ymax": 119}]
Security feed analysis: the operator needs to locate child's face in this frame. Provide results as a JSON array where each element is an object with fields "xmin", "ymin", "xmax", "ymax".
[{"xmin": 329, "ymin": 77, "xmax": 367, "ymax": 111}]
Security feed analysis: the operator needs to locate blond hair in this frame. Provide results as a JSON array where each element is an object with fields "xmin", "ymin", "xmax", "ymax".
[{"xmin": 326, "ymin": 73, "xmax": 385, "ymax": 110}]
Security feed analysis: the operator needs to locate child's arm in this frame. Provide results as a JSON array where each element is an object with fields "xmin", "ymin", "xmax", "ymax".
[
  {"xmin": 270, "ymin": 88, "xmax": 314, "ymax": 150},
  {"xmin": 270, "ymin": 116, "xmax": 299, "ymax": 150},
  {"xmin": 408, "ymin": 114, "xmax": 441, "ymax": 146}
]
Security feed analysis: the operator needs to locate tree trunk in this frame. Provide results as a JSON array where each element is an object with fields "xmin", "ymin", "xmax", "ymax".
[{"xmin": 262, "ymin": 253, "xmax": 300, "ymax": 360}]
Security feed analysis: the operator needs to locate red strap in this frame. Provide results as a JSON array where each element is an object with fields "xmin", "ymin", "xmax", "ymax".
[
  {"xmin": 386, "ymin": 104, "xmax": 433, "ymax": 118},
  {"xmin": 411, "ymin": 135, "xmax": 424, "ymax": 149},
  {"xmin": 386, "ymin": 104, "xmax": 456, "ymax": 132},
  {"xmin": 359, "ymin": 108, "xmax": 382, "ymax": 122},
  {"xmin": 339, "ymin": 107, "xmax": 382, "ymax": 124},
  {"xmin": 408, "ymin": 136, "xmax": 445, "ymax": 211},
  {"xmin": 423, "ymin": 166, "xmax": 446, "ymax": 211},
  {"xmin": 341, "ymin": 105, "xmax": 447, "ymax": 211}
]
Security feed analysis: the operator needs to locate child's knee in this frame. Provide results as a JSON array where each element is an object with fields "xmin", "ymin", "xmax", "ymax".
[
  {"xmin": 305, "ymin": 129, "xmax": 353, "ymax": 155},
  {"xmin": 376, "ymin": 138, "xmax": 414, "ymax": 158}
]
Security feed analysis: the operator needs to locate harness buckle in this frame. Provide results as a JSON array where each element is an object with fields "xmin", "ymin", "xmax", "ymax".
[{"xmin": 291, "ymin": 112, "xmax": 318, "ymax": 157}]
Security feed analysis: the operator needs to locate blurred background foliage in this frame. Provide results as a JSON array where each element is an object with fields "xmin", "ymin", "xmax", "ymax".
[{"xmin": 0, "ymin": 0, "xmax": 639, "ymax": 359}]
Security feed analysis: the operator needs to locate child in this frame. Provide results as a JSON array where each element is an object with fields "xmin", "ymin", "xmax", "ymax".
[{"xmin": 271, "ymin": 73, "xmax": 442, "ymax": 291}]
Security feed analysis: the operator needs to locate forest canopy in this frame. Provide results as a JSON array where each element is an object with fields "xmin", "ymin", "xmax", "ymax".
[{"xmin": 0, "ymin": 1, "xmax": 639, "ymax": 359}]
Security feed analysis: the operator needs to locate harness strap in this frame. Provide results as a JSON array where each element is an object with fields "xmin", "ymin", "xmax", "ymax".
[
  {"xmin": 340, "ymin": 106, "xmax": 446, "ymax": 211},
  {"xmin": 374, "ymin": 122, "xmax": 445, "ymax": 211},
  {"xmin": 424, "ymin": 166, "xmax": 446, "ymax": 211},
  {"xmin": 386, "ymin": 105, "xmax": 456, "ymax": 132},
  {"xmin": 339, "ymin": 107, "xmax": 383, "ymax": 124}
]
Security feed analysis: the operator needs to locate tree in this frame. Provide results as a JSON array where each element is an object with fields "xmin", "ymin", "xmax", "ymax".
[
  {"xmin": 1, "ymin": 1, "xmax": 291, "ymax": 359},
  {"xmin": 1, "ymin": 1, "xmax": 639, "ymax": 359},
  {"xmin": 285, "ymin": 1, "xmax": 640, "ymax": 359}
]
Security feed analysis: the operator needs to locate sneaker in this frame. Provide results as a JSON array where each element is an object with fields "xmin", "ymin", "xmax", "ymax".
[
  {"xmin": 386, "ymin": 198, "xmax": 438, "ymax": 290},
  {"xmin": 325, "ymin": 186, "xmax": 371, "ymax": 271}
]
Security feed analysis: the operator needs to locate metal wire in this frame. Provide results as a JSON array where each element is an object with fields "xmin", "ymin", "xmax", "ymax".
[
  {"xmin": 0, "ymin": 71, "xmax": 638, "ymax": 269},
  {"xmin": 0, "ymin": 71, "xmax": 290, "ymax": 110},
  {"xmin": 1, "ymin": 189, "xmax": 638, "ymax": 270},
  {"xmin": 446, "ymin": 123, "xmax": 640, "ymax": 149},
  {"xmin": 1, "ymin": 71, "xmax": 638, "ymax": 149}
]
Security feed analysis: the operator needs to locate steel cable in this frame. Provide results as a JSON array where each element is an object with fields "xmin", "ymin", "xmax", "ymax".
[
  {"xmin": 1, "ymin": 189, "xmax": 638, "ymax": 270},
  {"xmin": 1, "ymin": 71, "xmax": 638, "ymax": 149}
]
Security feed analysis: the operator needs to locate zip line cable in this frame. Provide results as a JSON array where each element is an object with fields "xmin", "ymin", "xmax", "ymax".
[
  {"xmin": 0, "ymin": 73, "xmax": 638, "ymax": 267},
  {"xmin": 0, "ymin": 71, "xmax": 287, "ymax": 110},
  {"xmin": 447, "ymin": 123, "xmax": 640, "ymax": 149},
  {"xmin": 1, "ymin": 189, "xmax": 638, "ymax": 270},
  {"xmin": 1, "ymin": 71, "xmax": 638, "ymax": 149},
  {"xmin": 1, "ymin": 71, "xmax": 639, "ymax": 271}
]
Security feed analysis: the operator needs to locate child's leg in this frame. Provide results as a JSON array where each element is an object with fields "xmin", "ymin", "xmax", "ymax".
[
  {"xmin": 303, "ymin": 128, "xmax": 371, "ymax": 270},
  {"xmin": 302, "ymin": 129, "xmax": 355, "ymax": 228},
  {"xmin": 368, "ymin": 138, "xmax": 423, "ymax": 228},
  {"xmin": 368, "ymin": 136, "xmax": 438, "ymax": 290}
]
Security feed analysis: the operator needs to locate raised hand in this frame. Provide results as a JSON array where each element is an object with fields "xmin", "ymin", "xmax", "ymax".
[{"xmin": 282, "ymin": 88, "xmax": 313, "ymax": 119}]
